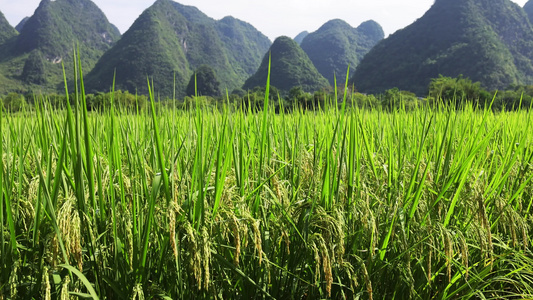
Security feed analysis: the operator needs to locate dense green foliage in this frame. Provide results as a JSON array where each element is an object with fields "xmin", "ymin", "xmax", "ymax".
[
  {"xmin": 301, "ymin": 19, "xmax": 384, "ymax": 85},
  {"xmin": 293, "ymin": 31, "xmax": 309, "ymax": 44},
  {"xmin": 0, "ymin": 11, "xmax": 17, "ymax": 44},
  {"xmin": 494, "ymin": 84, "xmax": 533, "ymax": 109},
  {"xmin": 425, "ymin": 75, "xmax": 533, "ymax": 110},
  {"xmin": 0, "ymin": 0, "xmax": 120, "ymax": 93},
  {"xmin": 243, "ymin": 36, "xmax": 330, "ymax": 93},
  {"xmin": 0, "ymin": 12, "xmax": 19, "ymax": 92},
  {"xmin": 86, "ymin": 0, "xmax": 270, "ymax": 98},
  {"xmin": 0, "ymin": 89, "xmax": 148, "ymax": 113},
  {"xmin": 428, "ymin": 75, "xmax": 492, "ymax": 105},
  {"xmin": 0, "ymin": 92, "xmax": 27, "ymax": 111},
  {"xmin": 21, "ymin": 50, "xmax": 47, "ymax": 85},
  {"xmin": 352, "ymin": 0, "xmax": 533, "ymax": 95},
  {"xmin": 6, "ymin": 73, "xmax": 533, "ymax": 114},
  {"xmin": 379, "ymin": 88, "xmax": 421, "ymax": 111},
  {"xmin": 217, "ymin": 16, "xmax": 272, "ymax": 80},
  {"xmin": 186, "ymin": 65, "xmax": 221, "ymax": 97}
]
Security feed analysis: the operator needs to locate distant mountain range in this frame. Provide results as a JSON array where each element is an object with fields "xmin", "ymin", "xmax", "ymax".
[
  {"xmin": 3, "ymin": 0, "xmax": 533, "ymax": 98},
  {"xmin": 352, "ymin": 0, "xmax": 533, "ymax": 95},
  {"xmin": 0, "ymin": 0, "xmax": 384, "ymax": 97},
  {"xmin": 85, "ymin": 0, "xmax": 271, "ymax": 97}
]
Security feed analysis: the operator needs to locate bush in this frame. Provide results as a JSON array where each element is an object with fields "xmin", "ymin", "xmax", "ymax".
[
  {"xmin": 2, "ymin": 92, "xmax": 27, "ymax": 112},
  {"xmin": 428, "ymin": 75, "xmax": 491, "ymax": 107},
  {"xmin": 381, "ymin": 88, "xmax": 420, "ymax": 111}
]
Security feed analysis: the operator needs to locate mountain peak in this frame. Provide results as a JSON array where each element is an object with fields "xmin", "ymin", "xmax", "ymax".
[
  {"xmin": 15, "ymin": 0, "xmax": 120, "ymax": 56},
  {"xmin": 294, "ymin": 31, "xmax": 309, "ymax": 44},
  {"xmin": 15, "ymin": 17, "xmax": 30, "ymax": 33},
  {"xmin": 0, "ymin": 11, "xmax": 18, "ymax": 44},
  {"xmin": 357, "ymin": 20, "xmax": 385, "ymax": 40},
  {"xmin": 243, "ymin": 36, "xmax": 329, "ymax": 93},
  {"xmin": 300, "ymin": 19, "xmax": 384, "ymax": 85},
  {"xmin": 351, "ymin": 0, "xmax": 533, "ymax": 95},
  {"xmin": 320, "ymin": 19, "xmax": 353, "ymax": 31},
  {"xmin": 86, "ymin": 0, "xmax": 270, "ymax": 98},
  {"xmin": 0, "ymin": 0, "xmax": 121, "ymax": 92}
]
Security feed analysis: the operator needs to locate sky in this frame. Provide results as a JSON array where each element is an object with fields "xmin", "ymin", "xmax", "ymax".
[{"xmin": 0, "ymin": 0, "xmax": 530, "ymax": 41}]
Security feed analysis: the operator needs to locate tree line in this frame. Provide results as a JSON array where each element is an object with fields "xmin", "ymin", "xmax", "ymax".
[{"xmin": 2, "ymin": 73, "xmax": 532, "ymax": 112}]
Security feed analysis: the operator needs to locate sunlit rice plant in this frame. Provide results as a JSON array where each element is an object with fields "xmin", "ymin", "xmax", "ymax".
[{"xmin": 0, "ymin": 54, "xmax": 533, "ymax": 299}]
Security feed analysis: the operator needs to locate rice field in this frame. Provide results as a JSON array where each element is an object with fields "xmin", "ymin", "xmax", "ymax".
[{"xmin": 1, "ymin": 65, "xmax": 533, "ymax": 299}]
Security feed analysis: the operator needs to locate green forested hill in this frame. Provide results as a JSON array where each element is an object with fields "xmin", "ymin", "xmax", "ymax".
[
  {"xmin": 0, "ymin": 0, "xmax": 120, "ymax": 93},
  {"xmin": 15, "ymin": 0, "xmax": 120, "ymax": 56},
  {"xmin": 0, "ymin": 11, "xmax": 17, "ymax": 44},
  {"xmin": 86, "ymin": 0, "xmax": 271, "ymax": 98},
  {"xmin": 0, "ymin": 12, "xmax": 19, "ymax": 93},
  {"xmin": 352, "ymin": 0, "xmax": 533, "ymax": 95},
  {"xmin": 85, "ymin": 0, "xmax": 190, "ymax": 96},
  {"xmin": 243, "ymin": 36, "xmax": 329, "ymax": 93},
  {"xmin": 216, "ymin": 16, "xmax": 272, "ymax": 82},
  {"xmin": 301, "ymin": 19, "xmax": 384, "ymax": 85}
]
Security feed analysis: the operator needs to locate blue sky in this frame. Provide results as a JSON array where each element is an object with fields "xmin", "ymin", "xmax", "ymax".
[{"xmin": 0, "ymin": 0, "xmax": 529, "ymax": 41}]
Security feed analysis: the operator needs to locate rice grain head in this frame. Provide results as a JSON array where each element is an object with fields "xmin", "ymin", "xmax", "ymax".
[
  {"xmin": 247, "ymin": 216, "xmax": 262, "ymax": 265},
  {"xmin": 361, "ymin": 260, "xmax": 373, "ymax": 300},
  {"xmin": 169, "ymin": 202, "xmax": 178, "ymax": 261},
  {"xmin": 201, "ymin": 226, "xmax": 211, "ymax": 290},
  {"xmin": 58, "ymin": 196, "xmax": 83, "ymax": 271},
  {"xmin": 42, "ymin": 266, "xmax": 51, "ymax": 300},
  {"xmin": 184, "ymin": 221, "xmax": 202, "ymax": 289},
  {"xmin": 9, "ymin": 256, "xmax": 20, "ymax": 299},
  {"xmin": 131, "ymin": 283, "xmax": 144, "ymax": 300},
  {"xmin": 230, "ymin": 214, "xmax": 241, "ymax": 266},
  {"xmin": 444, "ymin": 229, "xmax": 453, "ymax": 283},
  {"xmin": 60, "ymin": 276, "xmax": 70, "ymax": 300}
]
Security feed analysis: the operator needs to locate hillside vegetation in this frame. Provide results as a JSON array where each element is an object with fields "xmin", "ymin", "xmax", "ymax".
[
  {"xmin": 243, "ymin": 36, "xmax": 329, "ymax": 93},
  {"xmin": 0, "ymin": 11, "xmax": 17, "ymax": 44},
  {"xmin": 301, "ymin": 19, "xmax": 384, "ymax": 85},
  {"xmin": 0, "ymin": 0, "xmax": 120, "ymax": 93},
  {"xmin": 352, "ymin": 0, "xmax": 533, "ymax": 95},
  {"xmin": 86, "ymin": 0, "xmax": 271, "ymax": 98}
]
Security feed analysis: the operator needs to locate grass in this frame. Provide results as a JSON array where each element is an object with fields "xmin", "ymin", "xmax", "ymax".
[{"xmin": 0, "ymin": 59, "xmax": 533, "ymax": 299}]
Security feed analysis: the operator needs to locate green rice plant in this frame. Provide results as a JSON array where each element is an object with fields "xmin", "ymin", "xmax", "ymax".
[{"xmin": 1, "ymin": 57, "xmax": 533, "ymax": 299}]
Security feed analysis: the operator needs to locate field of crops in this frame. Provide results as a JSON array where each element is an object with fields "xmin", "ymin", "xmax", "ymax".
[{"xmin": 1, "ymin": 74, "xmax": 533, "ymax": 299}]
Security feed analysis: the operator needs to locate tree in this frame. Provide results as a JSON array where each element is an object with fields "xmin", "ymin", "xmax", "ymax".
[
  {"xmin": 2, "ymin": 93, "xmax": 27, "ymax": 112},
  {"xmin": 428, "ymin": 75, "xmax": 491, "ymax": 106},
  {"xmin": 186, "ymin": 65, "xmax": 221, "ymax": 97},
  {"xmin": 289, "ymin": 86, "xmax": 313, "ymax": 108},
  {"xmin": 381, "ymin": 88, "xmax": 419, "ymax": 111}
]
